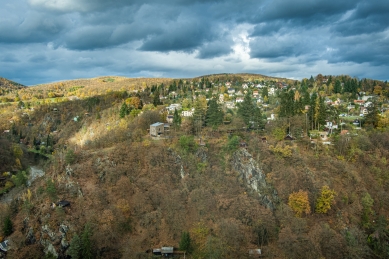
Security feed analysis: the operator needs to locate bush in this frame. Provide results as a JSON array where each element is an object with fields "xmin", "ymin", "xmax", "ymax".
[
  {"xmin": 179, "ymin": 135, "xmax": 197, "ymax": 154},
  {"xmin": 226, "ymin": 135, "xmax": 240, "ymax": 152},
  {"xmin": 65, "ymin": 150, "xmax": 76, "ymax": 164},
  {"xmin": 11, "ymin": 171, "xmax": 28, "ymax": 187}
]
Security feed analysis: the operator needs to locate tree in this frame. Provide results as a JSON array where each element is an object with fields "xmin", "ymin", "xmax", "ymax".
[
  {"xmin": 65, "ymin": 149, "xmax": 76, "ymax": 165},
  {"xmin": 179, "ymin": 231, "xmax": 193, "ymax": 253},
  {"xmin": 172, "ymin": 109, "xmax": 182, "ymax": 130},
  {"xmin": 315, "ymin": 186, "xmax": 336, "ymax": 214},
  {"xmin": 361, "ymin": 192, "xmax": 374, "ymax": 228},
  {"xmin": 119, "ymin": 103, "xmax": 129, "ymax": 118},
  {"xmin": 288, "ymin": 190, "xmax": 311, "ymax": 217},
  {"xmin": 67, "ymin": 234, "xmax": 81, "ymax": 259},
  {"xmin": 237, "ymin": 92, "xmax": 255, "ymax": 127},
  {"xmin": 153, "ymin": 91, "xmax": 162, "ymax": 106},
  {"xmin": 3, "ymin": 215, "xmax": 13, "ymax": 236},
  {"xmin": 81, "ymin": 223, "xmax": 93, "ymax": 259},
  {"xmin": 205, "ymin": 99, "xmax": 223, "ymax": 128}
]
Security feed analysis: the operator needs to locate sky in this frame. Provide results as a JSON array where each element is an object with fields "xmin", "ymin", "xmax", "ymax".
[{"xmin": 0, "ymin": 0, "xmax": 388, "ymax": 86}]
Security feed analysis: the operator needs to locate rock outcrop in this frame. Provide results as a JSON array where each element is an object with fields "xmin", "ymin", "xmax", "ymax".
[{"xmin": 232, "ymin": 148, "xmax": 279, "ymax": 210}]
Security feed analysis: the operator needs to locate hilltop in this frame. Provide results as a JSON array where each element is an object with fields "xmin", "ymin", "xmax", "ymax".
[{"xmin": 0, "ymin": 73, "xmax": 388, "ymax": 258}]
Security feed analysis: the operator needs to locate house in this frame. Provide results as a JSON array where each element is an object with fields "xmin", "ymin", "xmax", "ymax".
[
  {"xmin": 253, "ymin": 90, "xmax": 259, "ymax": 97},
  {"xmin": 354, "ymin": 100, "xmax": 365, "ymax": 105},
  {"xmin": 236, "ymin": 97, "xmax": 244, "ymax": 103},
  {"xmin": 269, "ymin": 87, "xmax": 275, "ymax": 96},
  {"xmin": 225, "ymin": 101, "xmax": 235, "ymax": 109},
  {"xmin": 166, "ymin": 115, "xmax": 174, "ymax": 123},
  {"xmin": 240, "ymin": 142, "xmax": 248, "ymax": 148},
  {"xmin": 319, "ymin": 131, "xmax": 328, "ymax": 140},
  {"xmin": 166, "ymin": 103, "xmax": 182, "ymax": 112},
  {"xmin": 242, "ymin": 83, "xmax": 248, "ymax": 89},
  {"xmin": 284, "ymin": 134, "xmax": 295, "ymax": 141},
  {"xmin": 236, "ymin": 90, "xmax": 243, "ymax": 96},
  {"xmin": 225, "ymin": 82, "xmax": 231, "ymax": 87},
  {"xmin": 227, "ymin": 88, "xmax": 235, "ymax": 94},
  {"xmin": 161, "ymin": 247, "xmax": 174, "ymax": 257},
  {"xmin": 181, "ymin": 110, "xmax": 194, "ymax": 117},
  {"xmin": 150, "ymin": 122, "xmax": 164, "ymax": 137},
  {"xmin": 219, "ymin": 94, "xmax": 224, "ymax": 103}
]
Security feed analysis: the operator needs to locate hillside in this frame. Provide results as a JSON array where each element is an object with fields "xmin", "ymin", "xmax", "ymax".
[
  {"xmin": 0, "ymin": 73, "xmax": 388, "ymax": 258},
  {"xmin": 0, "ymin": 77, "xmax": 25, "ymax": 98}
]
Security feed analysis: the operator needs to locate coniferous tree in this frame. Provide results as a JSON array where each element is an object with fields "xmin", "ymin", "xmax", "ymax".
[
  {"xmin": 81, "ymin": 223, "xmax": 93, "ymax": 259},
  {"xmin": 3, "ymin": 215, "xmax": 13, "ymax": 236},
  {"xmin": 67, "ymin": 234, "xmax": 81, "ymax": 259},
  {"xmin": 153, "ymin": 91, "xmax": 162, "ymax": 106},
  {"xmin": 179, "ymin": 231, "xmax": 193, "ymax": 253},
  {"xmin": 334, "ymin": 79, "xmax": 342, "ymax": 94},
  {"xmin": 119, "ymin": 103, "xmax": 128, "ymax": 118},
  {"xmin": 237, "ymin": 92, "xmax": 255, "ymax": 127},
  {"xmin": 173, "ymin": 109, "xmax": 182, "ymax": 129},
  {"xmin": 205, "ymin": 99, "xmax": 223, "ymax": 128}
]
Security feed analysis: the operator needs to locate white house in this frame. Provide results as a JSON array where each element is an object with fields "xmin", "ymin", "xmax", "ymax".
[
  {"xmin": 242, "ymin": 83, "xmax": 248, "ymax": 89},
  {"xmin": 219, "ymin": 94, "xmax": 224, "ymax": 103},
  {"xmin": 181, "ymin": 110, "xmax": 194, "ymax": 117},
  {"xmin": 227, "ymin": 88, "xmax": 235, "ymax": 94},
  {"xmin": 269, "ymin": 87, "xmax": 275, "ymax": 96},
  {"xmin": 236, "ymin": 97, "xmax": 244, "ymax": 103}
]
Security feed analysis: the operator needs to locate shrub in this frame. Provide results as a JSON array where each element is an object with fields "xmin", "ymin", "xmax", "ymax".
[
  {"xmin": 65, "ymin": 150, "xmax": 76, "ymax": 164},
  {"xmin": 179, "ymin": 135, "xmax": 197, "ymax": 154}
]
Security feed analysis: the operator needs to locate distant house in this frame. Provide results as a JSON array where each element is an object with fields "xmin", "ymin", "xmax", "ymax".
[
  {"xmin": 242, "ymin": 83, "xmax": 248, "ymax": 89},
  {"xmin": 181, "ymin": 110, "xmax": 194, "ymax": 117},
  {"xmin": 150, "ymin": 122, "xmax": 164, "ymax": 137},
  {"xmin": 166, "ymin": 115, "xmax": 174, "ymax": 123},
  {"xmin": 236, "ymin": 97, "xmax": 244, "ymax": 103},
  {"xmin": 227, "ymin": 88, "xmax": 235, "ymax": 94},
  {"xmin": 269, "ymin": 87, "xmax": 275, "ymax": 96},
  {"xmin": 284, "ymin": 134, "xmax": 295, "ymax": 141}
]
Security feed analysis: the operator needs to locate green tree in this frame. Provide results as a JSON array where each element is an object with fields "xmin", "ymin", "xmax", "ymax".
[
  {"xmin": 361, "ymin": 192, "xmax": 374, "ymax": 228},
  {"xmin": 46, "ymin": 180, "xmax": 57, "ymax": 201},
  {"xmin": 3, "ymin": 215, "xmax": 13, "ymax": 236},
  {"xmin": 119, "ymin": 102, "xmax": 128, "ymax": 118},
  {"xmin": 237, "ymin": 92, "xmax": 255, "ymax": 127},
  {"xmin": 179, "ymin": 135, "xmax": 197, "ymax": 154},
  {"xmin": 315, "ymin": 186, "xmax": 336, "ymax": 214},
  {"xmin": 65, "ymin": 149, "xmax": 76, "ymax": 165},
  {"xmin": 153, "ymin": 91, "xmax": 162, "ymax": 106},
  {"xmin": 172, "ymin": 109, "xmax": 182, "ymax": 129},
  {"xmin": 179, "ymin": 231, "xmax": 193, "ymax": 253},
  {"xmin": 67, "ymin": 234, "xmax": 81, "ymax": 259},
  {"xmin": 205, "ymin": 99, "xmax": 223, "ymax": 128},
  {"xmin": 81, "ymin": 223, "xmax": 93, "ymax": 259},
  {"xmin": 11, "ymin": 171, "xmax": 28, "ymax": 187}
]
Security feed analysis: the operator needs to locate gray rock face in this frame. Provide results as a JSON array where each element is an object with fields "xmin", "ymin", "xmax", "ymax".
[{"xmin": 232, "ymin": 148, "xmax": 279, "ymax": 210}]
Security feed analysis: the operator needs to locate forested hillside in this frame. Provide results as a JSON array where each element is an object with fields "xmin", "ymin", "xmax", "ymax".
[{"xmin": 0, "ymin": 73, "xmax": 388, "ymax": 259}]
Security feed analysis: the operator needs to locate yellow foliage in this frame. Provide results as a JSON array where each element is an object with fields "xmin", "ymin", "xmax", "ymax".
[
  {"xmin": 116, "ymin": 198, "xmax": 130, "ymax": 214},
  {"xmin": 315, "ymin": 186, "xmax": 336, "ymax": 214},
  {"xmin": 288, "ymin": 190, "xmax": 311, "ymax": 217},
  {"xmin": 269, "ymin": 143, "xmax": 293, "ymax": 158},
  {"xmin": 190, "ymin": 222, "xmax": 209, "ymax": 251},
  {"xmin": 5, "ymin": 181, "xmax": 14, "ymax": 190}
]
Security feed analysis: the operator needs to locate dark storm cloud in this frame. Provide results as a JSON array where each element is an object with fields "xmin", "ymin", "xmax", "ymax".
[{"xmin": 0, "ymin": 0, "xmax": 388, "ymax": 85}]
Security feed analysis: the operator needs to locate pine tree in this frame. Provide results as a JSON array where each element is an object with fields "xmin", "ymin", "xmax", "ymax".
[
  {"xmin": 173, "ymin": 109, "xmax": 182, "ymax": 129},
  {"xmin": 119, "ymin": 103, "xmax": 128, "ymax": 118},
  {"xmin": 67, "ymin": 234, "xmax": 81, "ymax": 259},
  {"xmin": 153, "ymin": 91, "xmax": 162, "ymax": 106},
  {"xmin": 205, "ymin": 99, "xmax": 223, "ymax": 128},
  {"xmin": 179, "ymin": 231, "xmax": 193, "ymax": 253},
  {"xmin": 237, "ymin": 92, "xmax": 255, "ymax": 127},
  {"xmin": 3, "ymin": 215, "xmax": 13, "ymax": 236},
  {"xmin": 81, "ymin": 223, "xmax": 93, "ymax": 259}
]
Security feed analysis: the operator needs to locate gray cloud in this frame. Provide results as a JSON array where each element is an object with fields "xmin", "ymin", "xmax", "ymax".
[{"xmin": 0, "ymin": 0, "xmax": 388, "ymax": 85}]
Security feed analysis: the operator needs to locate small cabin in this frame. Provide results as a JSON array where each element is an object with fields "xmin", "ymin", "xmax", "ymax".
[
  {"xmin": 150, "ymin": 122, "xmax": 164, "ymax": 137},
  {"xmin": 161, "ymin": 247, "xmax": 174, "ymax": 257},
  {"xmin": 240, "ymin": 142, "xmax": 248, "ymax": 148},
  {"xmin": 284, "ymin": 134, "xmax": 295, "ymax": 141},
  {"xmin": 0, "ymin": 240, "xmax": 9, "ymax": 252}
]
